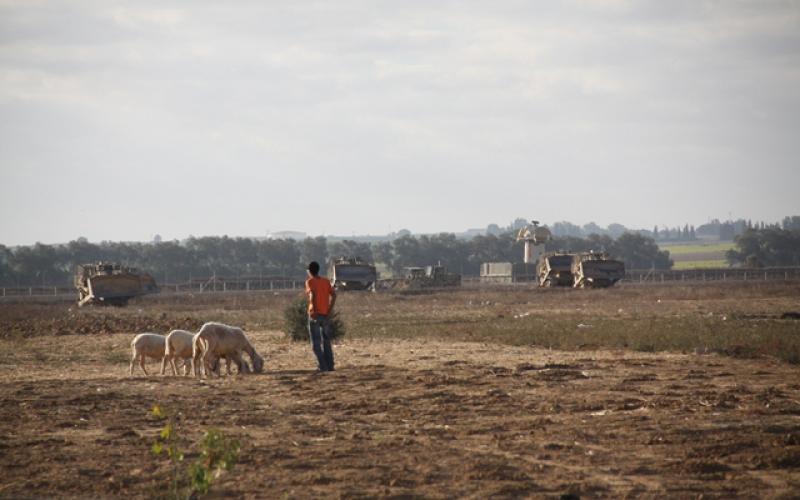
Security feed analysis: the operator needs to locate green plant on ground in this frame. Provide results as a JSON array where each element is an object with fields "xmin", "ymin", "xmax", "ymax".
[
  {"xmin": 188, "ymin": 429, "xmax": 240, "ymax": 495},
  {"xmin": 150, "ymin": 405, "xmax": 240, "ymax": 499},
  {"xmin": 282, "ymin": 296, "xmax": 345, "ymax": 342}
]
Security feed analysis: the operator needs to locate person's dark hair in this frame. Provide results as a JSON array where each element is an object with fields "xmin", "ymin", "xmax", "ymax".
[{"xmin": 308, "ymin": 261, "xmax": 320, "ymax": 276}]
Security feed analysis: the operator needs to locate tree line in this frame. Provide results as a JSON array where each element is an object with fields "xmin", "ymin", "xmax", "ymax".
[
  {"xmin": 0, "ymin": 231, "xmax": 676, "ymax": 287},
  {"xmin": 726, "ymin": 227, "xmax": 800, "ymax": 267}
]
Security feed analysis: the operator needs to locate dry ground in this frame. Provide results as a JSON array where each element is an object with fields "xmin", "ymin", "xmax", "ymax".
[{"xmin": 1, "ymin": 283, "xmax": 799, "ymax": 498}]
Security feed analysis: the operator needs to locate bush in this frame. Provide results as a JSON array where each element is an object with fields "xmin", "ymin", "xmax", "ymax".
[
  {"xmin": 283, "ymin": 296, "xmax": 345, "ymax": 342},
  {"xmin": 150, "ymin": 405, "xmax": 240, "ymax": 499}
]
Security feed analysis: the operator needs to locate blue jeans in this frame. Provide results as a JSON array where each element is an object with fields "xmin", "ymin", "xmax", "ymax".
[{"xmin": 308, "ymin": 314, "xmax": 334, "ymax": 372}]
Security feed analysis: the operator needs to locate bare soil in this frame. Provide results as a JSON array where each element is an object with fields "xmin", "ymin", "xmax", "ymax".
[{"xmin": 1, "ymin": 284, "xmax": 800, "ymax": 498}]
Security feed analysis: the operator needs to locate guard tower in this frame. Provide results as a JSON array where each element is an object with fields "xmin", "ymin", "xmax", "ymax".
[{"xmin": 515, "ymin": 220, "xmax": 552, "ymax": 264}]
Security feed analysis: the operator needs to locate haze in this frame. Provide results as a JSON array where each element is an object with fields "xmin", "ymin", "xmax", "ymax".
[{"xmin": 1, "ymin": 1, "xmax": 798, "ymax": 245}]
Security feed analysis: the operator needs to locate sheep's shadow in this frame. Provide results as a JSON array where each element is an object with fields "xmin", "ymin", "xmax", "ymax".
[{"xmin": 265, "ymin": 369, "xmax": 318, "ymax": 377}]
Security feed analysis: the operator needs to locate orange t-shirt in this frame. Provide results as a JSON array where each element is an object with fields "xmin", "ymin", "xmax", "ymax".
[{"xmin": 305, "ymin": 276, "xmax": 333, "ymax": 317}]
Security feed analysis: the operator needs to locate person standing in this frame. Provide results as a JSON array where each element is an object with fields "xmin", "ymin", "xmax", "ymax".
[{"xmin": 305, "ymin": 261, "xmax": 337, "ymax": 372}]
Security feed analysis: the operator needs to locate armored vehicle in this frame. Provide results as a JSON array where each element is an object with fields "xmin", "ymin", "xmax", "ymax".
[
  {"xmin": 571, "ymin": 252, "xmax": 625, "ymax": 288},
  {"xmin": 404, "ymin": 264, "xmax": 461, "ymax": 289},
  {"xmin": 75, "ymin": 263, "xmax": 159, "ymax": 306},
  {"xmin": 329, "ymin": 257, "xmax": 378, "ymax": 291},
  {"xmin": 537, "ymin": 253, "xmax": 575, "ymax": 287}
]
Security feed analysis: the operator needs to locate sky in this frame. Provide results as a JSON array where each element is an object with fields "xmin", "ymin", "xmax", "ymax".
[{"xmin": 1, "ymin": 0, "xmax": 799, "ymax": 245}]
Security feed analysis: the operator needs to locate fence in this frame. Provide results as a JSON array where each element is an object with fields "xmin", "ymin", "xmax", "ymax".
[
  {"xmin": 625, "ymin": 267, "xmax": 800, "ymax": 283},
  {"xmin": 0, "ymin": 277, "xmax": 304, "ymax": 302},
  {"xmin": 2, "ymin": 267, "xmax": 799, "ymax": 301}
]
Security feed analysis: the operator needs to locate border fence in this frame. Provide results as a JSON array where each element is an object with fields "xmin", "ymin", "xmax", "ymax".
[
  {"xmin": 624, "ymin": 266, "xmax": 800, "ymax": 284},
  {"xmin": 2, "ymin": 267, "xmax": 799, "ymax": 302}
]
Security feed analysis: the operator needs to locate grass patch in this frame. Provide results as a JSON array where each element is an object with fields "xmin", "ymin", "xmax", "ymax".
[
  {"xmin": 673, "ymin": 260, "xmax": 729, "ymax": 270},
  {"xmin": 5, "ymin": 283, "xmax": 800, "ymax": 365},
  {"xmin": 348, "ymin": 315, "xmax": 800, "ymax": 364},
  {"xmin": 659, "ymin": 242, "xmax": 735, "ymax": 255}
]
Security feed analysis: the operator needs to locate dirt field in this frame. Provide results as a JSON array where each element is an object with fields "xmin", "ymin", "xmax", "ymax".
[{"xmin": 1, "ymin": 283, "xmax": 799, "ymax": 498}]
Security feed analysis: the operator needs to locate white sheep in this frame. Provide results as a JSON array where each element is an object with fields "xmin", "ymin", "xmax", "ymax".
[
  {"xmin": 130, "ymin": 333, "xmax": 166, "ymax": 376},
  {"xmin": 192, "ymin": 322, "xmax": 264, "ymax": 378},
  {"xmin": 160, "ymin": 329, "xmax": 195, "ymax": 376},
  {"xmin": 161, "ymin": 328, "xmax": 242, "ymax": 377}
]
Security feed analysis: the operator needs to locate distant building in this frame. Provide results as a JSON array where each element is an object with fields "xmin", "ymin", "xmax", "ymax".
[{"xmin": 267, "ymin": 231, "xmax": 307, "ymax": 240}]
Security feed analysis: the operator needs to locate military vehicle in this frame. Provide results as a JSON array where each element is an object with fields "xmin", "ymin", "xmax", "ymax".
[
  {"xmin": 74, "ymin": 263, "xmax": 159, "ymax": 306},
  {"xmin": 329, "ymin": 257, "xmax": 378, "ymax": 291},
  {"xmin": 537, "ymin": 252, "xmax": 625, "ymax": 288},
  {"xmin": 537, "ymin": 253, "xmax": 575, "ymax": 287},
  {"xmin": 571, "ymin": 252, "xmax": 625, "ymax": 288},
  {"xmin": 403, "ymin": 264, "xmax": 461, "ymax": 289}
]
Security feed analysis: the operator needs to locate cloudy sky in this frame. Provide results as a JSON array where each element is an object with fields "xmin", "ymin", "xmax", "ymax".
[{"xmin": 1, "ymin": 1, "xmax": 798, "ymax": 245}]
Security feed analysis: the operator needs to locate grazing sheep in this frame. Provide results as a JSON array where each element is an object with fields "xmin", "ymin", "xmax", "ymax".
[
  {"xmin": 192, "ymin": 322, "xmax": 264, "ymax": 378},
  {"xmin": 130, "ymin": 333, "xmax": 166, "ymax": 376},
  {"xmin": 160, "ymin": 329, "xmax": 195, "ymax": 376},
  {"xmin": 162, "ymin": 328, "xmax": 242, "ymax": 376}
]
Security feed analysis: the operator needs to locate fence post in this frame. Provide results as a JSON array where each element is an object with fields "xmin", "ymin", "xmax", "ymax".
[
  {"xmin": 53, "ymin": 286, "xmax": 57, "ymax": 296},
  {"xmin": 29, "ymin": 287, "xmax": 32, "ymax": 296},
  {"xmin": 246, "ymin": 281, "xmax": 250, "ymax": 291},
  {"xmin": 744, "ymin": 271, "xmax": 747, "ymax": 281},
  {"xmin": 223, "ymin": 281, "xmax": 227, "ymax": 292},
  {"xmin": 764, "ymin": 271, "xmax": 768, "ymax": 281}
]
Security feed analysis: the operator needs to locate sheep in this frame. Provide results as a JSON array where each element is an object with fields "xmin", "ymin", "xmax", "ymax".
[
  {"xmin": 192, "ymin": 322, "xmax": 264, "ymax": 378},
  {"xmin": 162, "ymin": 328, "xmax": 243, "ymax": 376},
  {"xmin": 160, "ymin": 329, "xmax": 195, "ymax": 376},
  {"xmin": 130, "ymin": 333, "xmax": 166, "ymax": 376}
]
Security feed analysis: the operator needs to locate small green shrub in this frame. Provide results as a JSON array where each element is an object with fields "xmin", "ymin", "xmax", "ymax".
[
  {"xmin": 188, "ymin": 429, "xmax": 240, "ymax": 495},
  {"xmin": 282, "ymin": 296, "xmax": 345, "ymax": 342},
  {"xmin": 150, "ymin": 405, "xmax": 240, "ymax": 499}
]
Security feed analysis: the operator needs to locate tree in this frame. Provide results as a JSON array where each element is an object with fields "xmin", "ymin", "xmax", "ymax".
[
  {"xmin": 301, "ymin": 237, "xmax": 327, "ymax": 268},
  {"xmin": 583, "ymin": 222, "xmax": 603, "ymax": 236},
  {"xmin": 607, "ymin": 223, "xmax": 627, "ymax": 239},
  {"xmin": 12, "ymin": 243, "xmax": 68, "ymax": 286},
  {"xmin": 391, "ymin": 234, "xmax": 422, "ymax": 274},
  {"xmin": 372, "ymin": 241, "xmax": 394, "ymax": 271},
  {"xmin": 726, "ymin": 228, "xmax": 800, "ymax": 267},
  {"xmin": 328, "ymin": 240, "xmax": 373, "ymax": 263},
  {"xmin": 0, "ymin": 244, "xmax": 14, "ymax": 286},
  {"xmin": 782, "ymin": 216, "xmax": 800, "ymax": 231},
  {"xmin": 486, "ymin": 223, "xmax": 503, "ymax": 236},
  {"xmin": 611, "ymin": 233, "xmax": 672, "ymax": 270},
  {"xmin": 258, "ymin": 239, "xmax": 301, "ymax": 276},
  {"xmin": 551, "ymin": 221, "xmax": 582, "ymax": 237}
]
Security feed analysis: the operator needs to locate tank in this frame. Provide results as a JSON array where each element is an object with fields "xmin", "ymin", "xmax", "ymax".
[
  {"xmin": 329, "ymin": 257, "xmax": 377, "ymax": 291},
  {"xmin": 74, "ymin": 263, "xmax": 159, "ymax": 306},
  {"xmin": 403, "ymin": 264, "xmax": 461, "ymax": 289},
  {"xmin": 537, "ymin": 253, "xmax": 575, "ymax": 287},
  {"xmin": 571, "ymin": 252, "xmax": 625, "ymax": 288}
]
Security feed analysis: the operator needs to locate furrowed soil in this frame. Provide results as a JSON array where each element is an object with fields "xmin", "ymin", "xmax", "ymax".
[{"xmin": 1, "ymin": 282, "xmax": 799, "ymax": 498}]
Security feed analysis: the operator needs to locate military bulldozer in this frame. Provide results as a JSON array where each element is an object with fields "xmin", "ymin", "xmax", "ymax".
[
  {"xmin": 537, "ymin": 252, "xmax": 625, "ymax": 288},
  {"xmin": 74, "ymin": 263, "xmax": 159, "ymax": 306},
  {"xmin": 537, "ymin": 253, "xmax": 575, "ymax": 287},
  {"xmin": 571, "ymin": 252, "xmax": 625, "ymax": 288},
  {"xmin": 403, "ymin": 264, "xmax": 461, "ymax": 289},
  {"xmin": 329, "ymin": 257, "xmax": 378, "ymax": 291}
]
